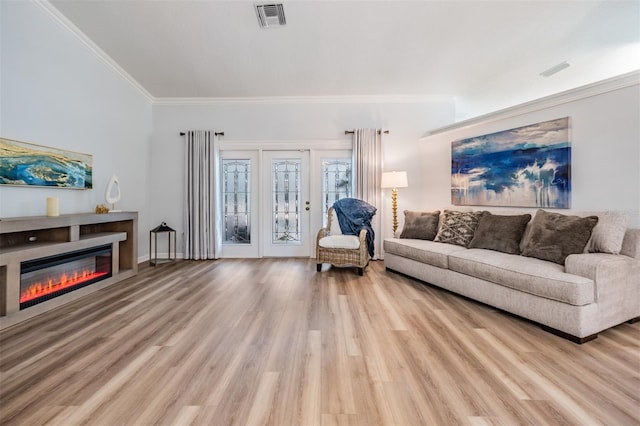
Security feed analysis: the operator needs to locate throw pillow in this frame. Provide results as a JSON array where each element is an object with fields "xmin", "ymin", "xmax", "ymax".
[
  {"xmin": 328, "ymin": 208, "xmax": 343, "ymax": 236},
  {"xmin": 586, "ymin": 211, "xmax": 628, "ymax": 254},
  {"xmin": 521, "ymin": 209, "xmax": 599, "ymax": 265},
  {"xmin": 434, "ymin": 210, "xmax": 486, "ymax": 247},
  {"xmin": 468, "ymin": 212, "xmax": 532, "ymax": 254},
  {"xmin": 400, "ymin": 210, "xmax": 440, "ymax": 240}
]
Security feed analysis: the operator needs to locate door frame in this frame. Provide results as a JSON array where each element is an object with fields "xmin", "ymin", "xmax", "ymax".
[{"xmin": 219, "ymin": 139, "xmax": 352, "ymax": 258}]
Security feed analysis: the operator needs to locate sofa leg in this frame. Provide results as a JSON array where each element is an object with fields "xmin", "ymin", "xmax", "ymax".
[
  {"xmin": 316, "ymin": 263, "xmax": 322, "ymax": 272},
  {"xmin": 357, "ymin": 267, "xmax": 364, "ymax": 276},
  {"xmin": 541, "ymin": 325, "xmax": 598, "ymax": 344}
]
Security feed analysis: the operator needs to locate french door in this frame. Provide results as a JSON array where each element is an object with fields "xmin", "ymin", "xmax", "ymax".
[
  {"xmin": 219, "ymin": 142, "xmax": 352, "ymax": 259},
  {"xmin": 220, "ymin": 150, "xmax": 260, "ymax": 258},
  {"xmin": 262, "ymin": 151, "xmax": 311, "ymax": 257}
]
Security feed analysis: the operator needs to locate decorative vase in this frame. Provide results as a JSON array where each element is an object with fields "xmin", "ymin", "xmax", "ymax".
[{"xmin": 105, "ymin": 175, "xmax": 122, "ymax": 212}]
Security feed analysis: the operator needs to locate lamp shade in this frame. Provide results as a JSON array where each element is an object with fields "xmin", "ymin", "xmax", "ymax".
[{"xmin": 381, "ymin": 171, "xmax": 408, "ymax": 189}]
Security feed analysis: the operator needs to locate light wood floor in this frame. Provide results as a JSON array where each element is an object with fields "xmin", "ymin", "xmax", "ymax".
[{"xmin": 1, "ymin": 259, "xmax": 638, "ymax": 426}]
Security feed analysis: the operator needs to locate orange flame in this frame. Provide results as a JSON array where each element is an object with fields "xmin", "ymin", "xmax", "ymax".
[{"xmin": 20, "ymin": 269, "xmax": 108, "ymax": 303}]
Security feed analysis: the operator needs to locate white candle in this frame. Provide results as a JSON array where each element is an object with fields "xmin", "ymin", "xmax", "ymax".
[{"xmin": 46, "ymin": 197, "xmax": 59, "ymax": 217}]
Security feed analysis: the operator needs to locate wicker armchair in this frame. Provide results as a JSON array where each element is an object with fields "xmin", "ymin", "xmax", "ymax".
[{"xmin": 316, "ymin": 207, "xmax": 370, "ymax": 276}]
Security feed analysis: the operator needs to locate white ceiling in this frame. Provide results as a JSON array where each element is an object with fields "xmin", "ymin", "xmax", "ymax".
[{"xmin": 49, "ymin": 0, "xmax": 640, "ymax": 110}]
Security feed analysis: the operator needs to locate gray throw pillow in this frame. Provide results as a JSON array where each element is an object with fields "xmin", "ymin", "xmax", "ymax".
[
  {"xmin": 434, "ymin": 210, "xmax": 486, "ymax": 247},
  {"xmin": 586, "ymin": 211, "xmax": 628, "ymax": 254},
  {"xmin": 400, "ymin": 210, "xmax": 440, "ymax": 240},
  {"xmin": 468, "ymin": 213, "xmax": 532, "ymax": 254},
  {"xmin": 521, "ymin": 209, "xmax": 599, "ymax": 265}
]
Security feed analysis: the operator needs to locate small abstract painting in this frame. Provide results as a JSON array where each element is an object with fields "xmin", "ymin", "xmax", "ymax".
[
  {"xmin": 451, "ymin": 117, "xmax": 570, "ymax": 208},
  {"xmin": 0, "ymin": 138, "xmax": 93, "ymax": 189}
]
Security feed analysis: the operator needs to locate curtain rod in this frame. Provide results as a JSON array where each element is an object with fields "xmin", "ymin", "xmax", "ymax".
[
  {"xmin": 344, "ymin": 130, "xmax": 389, "ymax": 135},
  {"xmin": 179, "ymin": 131, "xmax": 225, "ymax": 136}
]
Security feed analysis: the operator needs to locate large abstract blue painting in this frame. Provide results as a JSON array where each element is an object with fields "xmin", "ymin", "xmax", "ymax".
[
  {"xmin": 451, "ymin": 117, "xmax": 570, "ymax": 208},
  {"xmin": 0, "ymin": 138, "xmax": 93, "ymax": 189}
]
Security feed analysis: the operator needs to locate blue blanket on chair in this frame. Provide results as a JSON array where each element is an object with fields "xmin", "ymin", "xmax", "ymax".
[{"xmin": 333, "ymin": 198, "xmax": 377, "ymax": 257}]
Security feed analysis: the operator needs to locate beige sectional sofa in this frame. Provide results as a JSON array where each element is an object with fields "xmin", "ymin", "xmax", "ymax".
[{"xmin": 383, "ymin": 210, "xmax": 640, "ymax": 343}]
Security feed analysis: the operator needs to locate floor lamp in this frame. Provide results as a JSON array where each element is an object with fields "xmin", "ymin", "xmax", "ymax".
[{"xmin": 381, "ymin": 171, "xmax": 408, "ymax": 236}]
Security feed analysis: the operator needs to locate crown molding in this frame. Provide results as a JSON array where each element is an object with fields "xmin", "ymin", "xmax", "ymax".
[
  {"xmin": 219, "ymin": 139, "xmax": 352, "ymax": 151},
  {"xmin": 153, "ymin": 94, "xmax": 454, "ymax": 106},
  {"xmin": 426, "ymin": 70, "xmax": 640, "ymax": 136},
  {"xmin": 34, "ymin": 0, "xmax": 154, "ymax": 103}
]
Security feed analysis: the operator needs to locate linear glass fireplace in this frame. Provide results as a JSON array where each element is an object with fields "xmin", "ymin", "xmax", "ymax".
[{"xmin": 20, "ymin": 245, "xmax": 112, "ymax": 309}]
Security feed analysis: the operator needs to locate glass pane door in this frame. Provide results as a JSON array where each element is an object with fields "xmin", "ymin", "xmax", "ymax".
[
  {"xmin": 222, "ymin": 159, "xmax": 251, "ymax": 244},
  {"xmin": 262, "ymin": 151, "xmax": 310, "ymax": 257},
  {"xmin": 307, "ymin": 150, "xmax": 354, "ymax": 257},
  {"xmin": 220, "ymin": 150, "xmax": 259, "ymax": 258},
  {"xmin": 321, "ymin": 158, "xmax": 352, "ymax": 227}
]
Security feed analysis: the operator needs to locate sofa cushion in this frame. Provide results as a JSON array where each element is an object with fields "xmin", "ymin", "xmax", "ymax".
[
  {"xmin": 384, "ymin": 238, "xmax": 467, "ymax": 269},
  {"xmin": 521, "ymin": 210, "xmax": 598, "ymax": 265},
  {"xmin": 435, "ymin": 210, "xmax": 486, "ymax": 247},
  {"xmin": 468, "ymin": 212, "xmax": 531, "ymax": 254},
  {"xmin": 319, "ymin": 235, "xmax": 360, "ymax": 249},
  {"xmin": 448, "ymin": 249, "xmax": 595, "ymax": 306},
  {"xmin": 400, "ymin": 210, "xmax": 440, "ymax": 240}
]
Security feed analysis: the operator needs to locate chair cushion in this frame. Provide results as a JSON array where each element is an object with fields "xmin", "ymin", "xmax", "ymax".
[{"xmin": 319, "ymin": 235, "xmax": 360, "ymax": 249}]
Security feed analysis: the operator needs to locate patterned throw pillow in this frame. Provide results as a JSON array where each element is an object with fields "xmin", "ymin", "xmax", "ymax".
[{"xmin": 434, "ymin": 210, "xmax": 486, "ymax": 247}]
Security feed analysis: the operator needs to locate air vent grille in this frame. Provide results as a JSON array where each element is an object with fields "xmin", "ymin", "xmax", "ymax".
[
  {"xmin": 255, "ymin": 3, "xmax": 286, "ymax": 28},
  {"xmin": 540, "ymin": 61, "xmax": 570, "ymax": 77}
]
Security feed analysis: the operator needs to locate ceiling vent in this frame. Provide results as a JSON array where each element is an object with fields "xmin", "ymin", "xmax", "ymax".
[
  {"xmin": 540, "ymin": 61, "xmax": 571, "ymax": 77},
  {"xmin": 255, "ymin": 3, "xmax": 286, "ymax": 28}
]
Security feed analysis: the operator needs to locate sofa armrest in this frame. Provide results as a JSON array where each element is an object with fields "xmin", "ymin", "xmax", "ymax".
[
  {"xmin": 565, "ymin": 253, "xmax": 639, "ymax": 283},
  {"xmin": 565, "ymin": 253, "xmax": 640, "ymax": 323}
]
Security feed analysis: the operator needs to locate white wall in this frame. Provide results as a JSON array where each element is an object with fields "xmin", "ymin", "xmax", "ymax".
[
  {"xmin": 6, "ymin": 0, "xmax": 635, "ymax": 263},
  {"xmin": 0, "ymin": 1, "xmax": 153, "ymax": 257},
  {"xmin": 151, "ymin": 99, "xmax": 455, "ymax": 252},
  {"xmin": 420, "ymin": 79, "xmax": 640, "ymax": 226}
]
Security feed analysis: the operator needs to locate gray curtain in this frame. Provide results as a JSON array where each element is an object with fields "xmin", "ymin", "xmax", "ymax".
[
  {"xmin": 353, "ymin": 128, "xmax": 383, "ymax": 259},
  {"xmin": 184, "ymin": 130, "xmax": 221, "ymax": 260}
]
